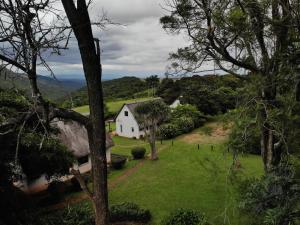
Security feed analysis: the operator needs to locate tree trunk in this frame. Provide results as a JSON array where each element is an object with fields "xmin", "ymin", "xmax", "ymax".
[
  {"xmin": 61, "ymin": 1, "xmax": 109, "ymax": 224},
  {"xmin": 150, "ymin": 125, "xmax": 158, "ymax": 160},
  {"xmin": 260, "ymin": 83, "xmax": 277, "ymax": 173}
]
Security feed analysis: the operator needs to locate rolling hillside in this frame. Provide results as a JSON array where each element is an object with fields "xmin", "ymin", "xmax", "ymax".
[
  {"xmin": 0, "ymin": 68, "xmax": 85, "ymax": 101},
  {"xmin": 61, "ymin": 76, "xmax": 150, "ymax": 108}
]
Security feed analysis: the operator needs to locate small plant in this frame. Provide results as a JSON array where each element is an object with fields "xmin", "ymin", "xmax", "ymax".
[
  {"xmin": 110, "ymin": 202, "xmax": 151, "ymax": 223},
  {"xmin": 111, "ymin": 154, "xmax": 127, "ymax": 170},
  {"xmin": 131, "ymin": 147, "xmax": 146, "ymax": 159},
  {"xmin": 161, "ymin": 208, "xmax": 209, "ymax": 225}
]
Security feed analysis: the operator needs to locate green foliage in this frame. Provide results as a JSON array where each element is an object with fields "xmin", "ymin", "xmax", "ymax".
[
  {"xmin": 157, "ymin": 78, "xmax": 181, "ymax": 104},
  {"xmin": 156, "ymin": 75, "xmax": 243, "ymax": 115},
  {"xmin": 131, "ymin": 147, "xmax": 146, "ymax": 159},
  {"xmin": 161, "ymin": 209, "xmax": 209, "ymax": 225},
  {"xmin": 159, "ymin": 123, "xmax": 181, "ymax": 139},
  {"xmin": 19, "ymin": 132, "xmax": 74, "ymax": 180},
  {"xmin": 240, "ymin": 165, "xmax": 300, "ymax": 225},
  {"xmin": 62, "ymin": 77, "xmax": 148, "ymax": 107},
  {"xmin": 159, "ymin": 104, "xmax": 207, "ymax": 139},
  {"xmin": 135, "ymin": 99, "xmax": 171, "ymax": 124},
  {"xmin": 111, "ymin": 154, "xmax": 127, "ymax": 170},
  {"xmin": 172, "ymin": 104, "xmax": 206, "ymax": 127},
  {"xmin": 30, "ymin": 202, "xmax": 94, "ymax": 225},
  {"xmin": 109, "ymin": 202, "xmax": 151, "ymax": 223},
  {"xmin": 228, "ymin": 114, "xmax": 261, "ymax": 155},
  {"xmin": 174, "ymin": 117, "xmax": 195, "ymax": 133}
]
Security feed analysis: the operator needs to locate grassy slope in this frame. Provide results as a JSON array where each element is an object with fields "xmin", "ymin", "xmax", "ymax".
[
  {"xmin": 47, "ymin": 122, "xmax": 263, "ymax": 225},
  {"xmin": 107, "ymin": 122, "xmax": 263, "ymax": 225},
  {"xmin": 73, "ymin": 97, "xmax": 155, "ymax": 114}
]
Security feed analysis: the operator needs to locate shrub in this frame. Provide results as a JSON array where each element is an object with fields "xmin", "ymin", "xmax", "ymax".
[
  {"xmin": 159, "ymin": 123, "xmax": 181, "ymax": 139},
  {"xmin": 110, "ymin": 202, "xmax": 151, "ymax": 223},
  {"xmin": 174, "ymin": 117, "xmax": 195, "ymax": 133},
  {"xmin": 172, "ymin": 104, "xmax": 206, "ymax": 128},
  {"xmin": 111, "ymin": 154, "xmax": 127, "ymax": 170},
  {"xmin": 32, "ymin": 202, "xmax": 94, "ymax": 225},
  {"xmin": 161, "ymin": 209, "xmax": 209, "ymax": 225},
  {"xmin": 131, "ymin": 147, "xmax": 146, "ymax": 159}
]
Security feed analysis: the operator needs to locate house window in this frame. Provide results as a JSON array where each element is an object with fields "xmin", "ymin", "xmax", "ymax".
[
  {"xmin": 120, "ymin": 125, "xmax": 123, "ymax": 133},
  {"xmin": 78, "ymin": 155, "xmax": 89, "ymax": 165},
  {"xmin": 124, "ymin": 111, "xmax": 128, "ymax": 116},
  {"xmin": 131, "ymin": 127, "xmax": 134, "ymax": 132}
]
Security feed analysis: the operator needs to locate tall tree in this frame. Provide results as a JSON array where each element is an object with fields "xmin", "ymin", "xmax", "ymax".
[
  {"xmin": 160, "ymin": 0, "xmax": 300, "ymax": 172},
  {"xmin": 145, "ymin": 75, "xmax": 160, "ymax": 97},
  {"xmin": 60, "ymin": 1, "xmax": 109, "ymax": 225},
  {"xmin": 0, "ymin": 1, "xmax": 110, "ymax": 224},
  {"xmin": 135, "ymin": 100, "xmax": 170, "ymax": 160}
]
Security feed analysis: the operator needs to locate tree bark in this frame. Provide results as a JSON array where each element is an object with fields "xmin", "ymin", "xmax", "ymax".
[{"xmin": 61, "ymin": 1, "xmax": 109, "ymax": 224}]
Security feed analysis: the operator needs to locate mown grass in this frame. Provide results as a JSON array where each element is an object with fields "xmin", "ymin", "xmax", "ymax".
[
  {"xmin": 44, "ymin": 122, "xmax": 264, "ymax": 225},
  {"xmin": 108, "ymin": 139, "xmax": 263, "ymax": 225},
  {"xmin": 73, "ymin": 97, "xmax": 155, "ymax": 114}
]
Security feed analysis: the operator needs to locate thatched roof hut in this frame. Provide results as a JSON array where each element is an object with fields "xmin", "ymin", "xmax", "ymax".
[{"xmin": 54, "ymin": 120, "xmax": 114, "ymax": 158}]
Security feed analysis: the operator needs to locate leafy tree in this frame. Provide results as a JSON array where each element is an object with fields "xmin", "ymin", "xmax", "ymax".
[
  {"xmin": 0, "ymin": 0, "xmax": 112, "ymax": 224},
  {"xmin": 240, "ymin": 165, "xmax": 300, "ymax": 225},
  {"xmin": 171, "ymin": 104, "xmax": 206, "ymax": 127},
  {"xmin": 0, "ymin": 89, "xmax": 74, "ymax": 225},
  {"xmin": 135, "ymin": 100, "xmax": 170, "ymax": 160},
  {"xmin": 145, "ymin": 75, "xmax": 160, "ymax": 96},
  {"xmin": 161, "ymin": 0, "xmax": 300, "ymax": 172},
  {"xmin": 157, "ymin": 78, "xmax": 181, "ymax": 104}
]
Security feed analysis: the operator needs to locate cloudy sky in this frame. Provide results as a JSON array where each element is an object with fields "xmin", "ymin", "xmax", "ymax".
[{"xmin": 38, "ymin": 0, "xmax": 189, "ymax": 80}]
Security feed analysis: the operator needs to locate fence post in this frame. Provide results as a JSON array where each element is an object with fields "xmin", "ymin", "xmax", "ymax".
[
  {"xmin": 172, "ymin": 140, "xmax": 174, "ymax": 146},
  {"xmin": 197, "ymin": 144, "xmax": 200, "ymax": 150}
]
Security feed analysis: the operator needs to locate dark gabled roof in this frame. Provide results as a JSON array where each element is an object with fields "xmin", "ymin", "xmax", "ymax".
[{"xmin": 53, "ymin": 120, "xmax": 114, "ymax": 158}]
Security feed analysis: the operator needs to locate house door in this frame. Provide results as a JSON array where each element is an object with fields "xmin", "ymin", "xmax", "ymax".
[{"xmin": 120, "ymin": 124, "xmax": 123, "ymax": 133}]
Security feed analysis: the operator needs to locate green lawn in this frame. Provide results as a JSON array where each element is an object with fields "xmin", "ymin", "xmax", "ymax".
[
  {"xmin": 108, "ymin": 139, "xmax": 263, "ymax": 225},
  {"xmin": 73, "ymin": 97, "xmax": 155, "ymax": 114},
  {"xmin": 105, "ymin": 122, "xmax": 264, "ymax": 224},
  {"xmin": 46, "ymin": 122, "xmax": 264, "ymax": 225}
]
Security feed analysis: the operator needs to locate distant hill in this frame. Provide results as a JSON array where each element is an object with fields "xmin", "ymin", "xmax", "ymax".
[
  {"xmin": 61, "ymin": 76, "xmax": 149, "ymax": 108},
  {"xmin": 0, "ymin": 68, "xmax": 85, "ymax": 101}
]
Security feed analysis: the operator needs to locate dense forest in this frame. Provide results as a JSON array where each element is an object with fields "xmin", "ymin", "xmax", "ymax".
[{"xmin": 61, "ymin": 76, "xmax": 149, "ymax": 108}]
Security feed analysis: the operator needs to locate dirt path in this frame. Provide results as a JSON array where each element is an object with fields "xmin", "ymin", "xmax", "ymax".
[{"xmin": 180, "ymin": 122, "xmax": 230, "ymax": 144}]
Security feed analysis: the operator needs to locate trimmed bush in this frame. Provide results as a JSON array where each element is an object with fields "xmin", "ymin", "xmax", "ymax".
[
  {"xmin": 159, "ymin": 123, "xmax": 181, "ymax": 139},
  {"xmin": 161, "ymin": 209, "xmax": 209, "ymax": 225},
  {"xmin": 111, "ymin": 154, "xmax": 127, "ymax": 170},
  {"xmin": 131, "ymin": 147, "xmax": 146, "ymax": 159},
  {"xmin": 110, "ymin": 202, "xmax": 151, "ymax": 223}
]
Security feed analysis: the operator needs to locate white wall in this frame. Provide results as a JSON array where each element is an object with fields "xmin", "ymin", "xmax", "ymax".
[
  {"xmin": 115, "ymin": 105, "xmax": 143, "ymax": 139},
  {"xmin": 170, "ymin": 99, "xmax": 181, "ymax": 108}
]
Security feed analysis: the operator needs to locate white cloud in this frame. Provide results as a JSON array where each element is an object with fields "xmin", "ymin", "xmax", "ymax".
[{"xmin": 38, "ymin": 0, "xmax": 188, "ymax": 79}]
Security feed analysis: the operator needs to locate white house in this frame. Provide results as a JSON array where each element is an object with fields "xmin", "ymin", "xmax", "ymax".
[
  {"xmin": 115, "ymin": 101, "xmax": 145, "ymax": 139},
  {"xmin": 15, "ymin": 120, "xmax": 114, "ymax": 193},
  {"xmin": 170, "ymin": 96, "xmax": 183, "ymax": 108}
]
